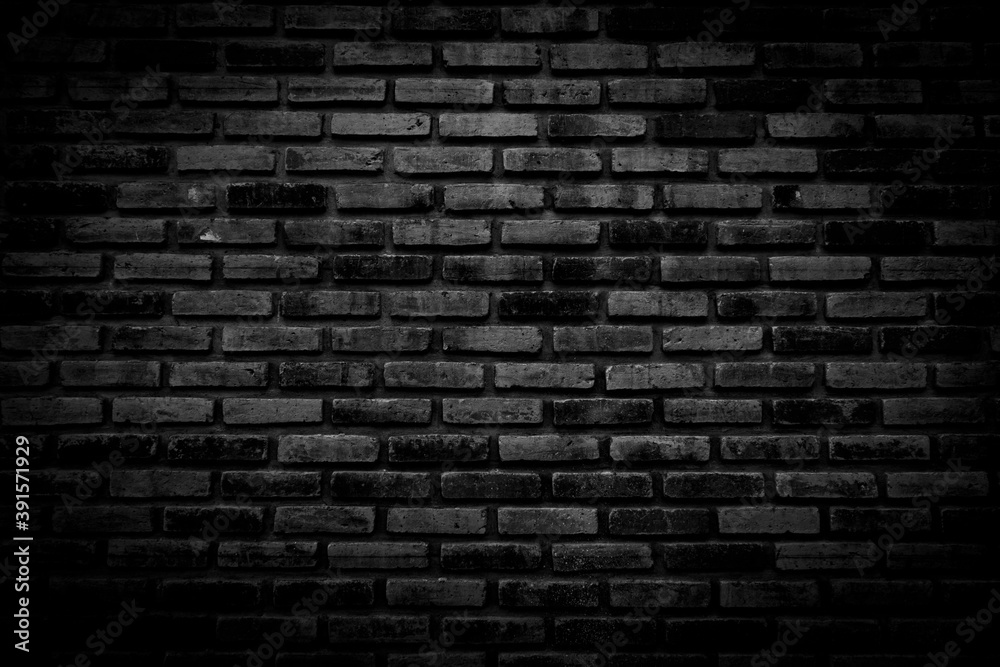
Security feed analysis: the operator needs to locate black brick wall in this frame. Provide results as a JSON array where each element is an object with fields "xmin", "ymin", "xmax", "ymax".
[{"xmin": 1, "ymin": 1, "xmax": 999, "ymax": 665}]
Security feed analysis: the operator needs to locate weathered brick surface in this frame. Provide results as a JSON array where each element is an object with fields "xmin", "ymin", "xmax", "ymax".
[{"xmin": 2, "ymin": 2, "xmax": 997, "ymax": 663}]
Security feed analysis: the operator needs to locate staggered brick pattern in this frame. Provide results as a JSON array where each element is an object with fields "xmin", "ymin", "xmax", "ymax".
[{"xmin": 2, "ymin": 1, "xmax": 999, "ymax": 664}]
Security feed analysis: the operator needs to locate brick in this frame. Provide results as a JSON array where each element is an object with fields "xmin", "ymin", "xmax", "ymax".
[
  {"xmin": 773, "ymin": 399, "xmax": 878, "ymax": 425},
  {"xmin": 661, "ymin": 257, "xmax": 760, "ymax": 283},
  {"xmin": 334, "ymin": 43, "xmax": 432, "ymax": 68},
  {"xmin": 549, "ymin": 114, "xmax": 645, "ymax": 138},
  {"xmin": 554, "ymin": 257, "xmax": 652, "ymax": 283},
  {"xmin": 178, "ymin": 76, "xmax": 278, "ymax": 104},
  {"xmin": 656, "ymin": 113, "xmax": 756, "ymax": 140},
  {"xmin": 444, "ymin": 43, "xmax": 540, "ymax": 69},
  {"xmin": 440, "ymin": 113, "xmax": 537, "ymax": 138},
  {"xmin": 2, "ymin": 253, "xmax": 102, "ymax": 279},
  {"xmin": 501, "ymin": 8, "xmax": 597, "ymax": 35},
  {"xmin": 442, "ymin": 472, "xmax": 541, "ymax": 499},
  {"xmin": 172, "ymin": 291, "xmax": 272, "ymax": 317},
  {"xmin": 329, "ymin": 327, "xmax": 431, "ymax": 353},
  {"xmin": 331, "ymin": 399, "xmax": 432, "ymax": 424},
  {"xmin": 279, "ymin": 435, "xmax": 379, "ymax": 464},
  {"xmin": 553, "ymin": 399, "xmax": 653, "ymax": 425},
  {"xmin": 555, "ymin": 185, "xmax": 653, "ymax": 210},
  {"xmin": 883, "ymin": 398, "xmax": 984, "ymax": 425},
  {"xmin": 395, "ymin": 78, "xmax": 494, "ymax": 106},
  {"xmin": 499, "ymin": 581, "xmax": 598, "ymax": 609},
  {"xmin": 444, "ymin": 256, "xmax": 542, "ymax": 283},
  {"xmin": 663, "ymin": 185, "xmax": 762, "ymax": 209},
  {"xmin": 773, "ymin": 184, "xmax": 871, "ymax": 210},
  {"xmin": 829, "ymin": 435, "xmax": 930, "ymax": 461},
  {"xmin": 388, "ymin": 435, "xmax": 488, "ymax": 463},
  {"xmin": 503, "ymin": 148, "xmax": 599, "ymax": 174},
  {"xmin": 445, "ymin": 185, "xmax": 543, "ymax": 211},
  {"xmin": 333, "ymin": 254, "xmax": 431, "ymax": 281},
  {"xmin": 113, "ymin": 397, "xmax": 213, "ymax": 424},
  {"xmin": 718, "ymin": 148, "xmax": 818, "ymax": 174},
  {"xmin": 329, "ymin": 543, "xmax": 427, "ymax": 570},
  {"xmin": 502, "ymin": 220, "xmax": 599, "ymax": 246},
  {"xmin": 824, "ymin": 79, "xmax": 923, "ymax": 105},
  {"xmin": 826, "ymin": 363, "xmax": 927, "ymax": 390},
  {"xmin": 387, "ymin": 291, "xmax": 489, "ymax": 319},
  {"xmin": 717, "ymin": 220, "xmax": 815, "ymax": 246},
  {"xmin": 717, "ymin": 292, "xmax": 817, "ymax": 319},
  {"xmin": 714, "ymin": 80, "xmax": 814, "ymax": 108},
  {"xmin": 60, "ymin": 361, "xmax": 160, "ymax": 387},
  {"xmin": 111, "ymin": 326, "xmax": 211, "ymax": 352},
  {"xmin": 443, "ymin": 327, "xmax": 542, "ymax": 354},
  {"xmin": 279, "ymin": 361, "xmax": 374, "ymax": 388},
  {"xmin": 274, "ymin": 506, "xmax": 374, "ymax": 534},
  {"xmin": 663, "ymin": 472, "xmax": 765, "ymax": 499},
  {"xmin": 178, "ymin": 218, "xmax": 277, "ymax": 245},
  {"xmin": 764, "ymin": 43, "xmax": 863, "ymax": 70},
  {"xmin": 177, "ymin": 4, "xmax": 275, "ymax": 31},
  {"xmin": 609, "ymin": 220, "xmax": 707, "ymax": 246},
  {"xmin": 385, "ymin": 362, "xmax": 484, "ymax": 390},
  {"xmin": 772, "ymin": 326, "xmax": 871, "ymax": 353},
  {"xmin": 612, "ymin": 148, "xmax": 708, "ymax": 174},
  {"xmin": 503, "ymin": 80, "xmax": 600, "ymax": 106},
  {"xmin": 283, "ymin": 220, "xmax": 383, "ymax": 248},
  {"xmin": 284, "ymin": 5, "xmax": 381, "ymax": 32},
  {"xmin": 550, "ymin": 44, "xmax": 647, "ymax": 71},
  {"xmin": 177, "ymin": 146, "xmax": 276, "ymax": 172},
  {"xmin": 281, "ymin": 292, "xmax": 379, "ymax": 318},
  {"xmin": 776, "ymin": 473, "xmax": 877, "ymax": 499},
  {"xmin": 386, "ymin": 579, "xmax": 485, "ymax": 607},
  {"xmin": 658, "ymin": 43, "xmax": 756, "ymax": 68},
  {"xmin": 766, "ymin": 113, "xmax": 865, "ymax": 139},
  {"xmin": 609, "ymin": 436, "xmax": 709, "ymax": 463},
  {"xmin": 227, "ymin": 183, "xmax": 326, "ymax": 210},
  {"xmin": 608, "ymin": 79, "xmax": 706, "ymax": 106},
  {"xmin": 167, "ymin": 435, "xmax": 267, "ymax": 462},
  {"xmin": 719, "ymin": 508, "xmax": 820, "ymax": 535},
  {"xmin": 874, "ymin": 42, "xmax": 974, "ymax": 68},
  {"xmin": 222, "ymin": 327, "xmax": 321, "ymax": 352},
  {"xmin": 330, "ymin": 472, "xmax": 430, "ymax": 500},
  {"xmin": 387, "ymin": 508, "xmax": 486, "ymax": 535},
  {"xmin": 330, "ymin": 113, "xmax": 430, "ymax": 137},
  {"xmin": 1, "ymin": 398, "xmax": 103, "ymax": 425},
  {"xmin": 553, "ymin": 473, "xmax": 652, "ymax": 499},
  {"xmin": 498, "ymin": 435, "xmax": 599, "ymax": 462},
  {"xmin": 443, "ymin": 398, "xmax": 542, "ymax": 425},
  {"xmin": 875, "ymin": 114, "xmax": 975, "ymax": 139},
  {"xmin": 494, "ymin": 363, "xmax": 594, "ymax": 390},
  {"xmin": 769, "ymin": 257, "xmax": 871, "ymax": 282},
  {"xmin": 392, "ymin": 7, "xmax": 495, "ymax": 34},
  {"xmin": 715, "ymin": 363, "xmax": 815, "ymax": 389},
  {"xmin": 224, "ymin": 41, "xmax": 324, "ymax": 69},
  {"xmin": 607, "ymin": 292, "xmax": 708, "ymax": 318},
  {"xmin": 287, "ymin": 77, "xmax": 386, "ymax": 104},
  {"xmin": 606, "ymin": 364, "xmax": 704, "ymax": 391},
  {"xmin": 720, "ymin": 580, "xmax": 821, "ymax": 608},
  {"xmin": 393, "ymin": 219, "xmax": 490, "ymax": 247},
  {"xmin": 395, "ymin": 147, "xmax": 492, "ymax": 175},
  {"xmin": 223, "ymin": 398, "xmax": 321, "ymax": 424},
  {"xmin": 7, "ymin": 182, "xmax": 114, "ymax": 213},
  {"xmin": 552, "ymin": 544, "xmax": 652, "ymax": 572},
  {"xmin": 663, "ymin": 399, "xmax": 762, "ymax": 425},
  {"xmin": 442, "ymin": 543, "xmax": 541, "ymax": 570},
  {"xmin": 498, "ymin": 508, "xmax": 597, "ymax": 535}
]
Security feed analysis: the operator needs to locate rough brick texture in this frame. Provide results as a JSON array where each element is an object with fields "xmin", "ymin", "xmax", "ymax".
[{"xmin": 1, "ymin": 1, "xmax": 998, "ymax": 664}]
